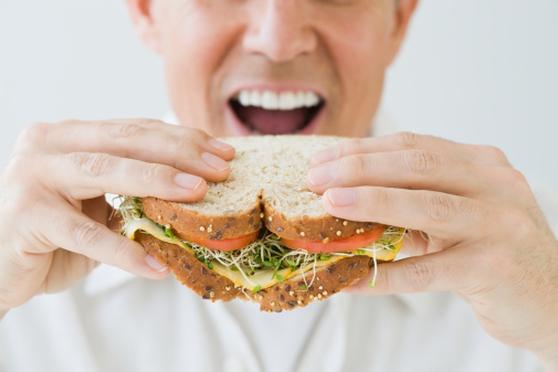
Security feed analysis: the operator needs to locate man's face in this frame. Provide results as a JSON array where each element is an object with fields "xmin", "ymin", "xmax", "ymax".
[{"xmin": 132, "ymin": 0, "xmax": 414, "ymax": 137}]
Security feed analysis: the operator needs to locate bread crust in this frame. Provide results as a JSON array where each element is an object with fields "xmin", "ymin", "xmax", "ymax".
[
  {"xmin": 142, "ymin": 196, "xmax": 383, "ymax": 242},
  {"xmin": 142, "ymin": 197, "xmax": 263, "ymax": 241},
  {"xmin": 262, "ymin": 198, "xmax": 381, "ymax": 241},
  {"xmin": 136, "ymin": 233, "xmax": 373, "ymax": 311},
  {"xmin": 138, "ymin": 232, "xmax": 241, "ymax": 301},
  {"xmin": 251, "ymin": 256, "xmax": 372, "ymax": 312}
]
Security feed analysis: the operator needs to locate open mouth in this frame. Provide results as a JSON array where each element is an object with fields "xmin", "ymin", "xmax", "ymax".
[{"xmin": 228, "ymin": 90, "xmax": 325, "ymax": 135}]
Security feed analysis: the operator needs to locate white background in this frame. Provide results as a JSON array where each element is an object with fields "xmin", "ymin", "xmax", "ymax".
[{"xmin": 1, "ymin": 1, "xmax": 557, "ymax": 188}]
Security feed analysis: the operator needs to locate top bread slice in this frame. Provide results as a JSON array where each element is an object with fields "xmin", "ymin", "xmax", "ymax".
[{"xmin": 142, "ymin": 135, "xmax": 381, "ymax": 242}]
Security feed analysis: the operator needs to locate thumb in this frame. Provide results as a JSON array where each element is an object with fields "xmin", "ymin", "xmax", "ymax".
[{"xmin": 347, "ymin": 248, "xmax": 468, "ymax": 295}]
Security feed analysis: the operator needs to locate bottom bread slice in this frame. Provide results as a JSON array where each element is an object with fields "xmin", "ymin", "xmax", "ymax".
[{"xmin": 137, "ymin": 233, "xmax": 373, "ymax": 312}]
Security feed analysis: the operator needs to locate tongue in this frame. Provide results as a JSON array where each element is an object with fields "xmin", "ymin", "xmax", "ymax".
[{"xmin": 236, "ymin": 106, "xmax": 308, "ymax": 135}]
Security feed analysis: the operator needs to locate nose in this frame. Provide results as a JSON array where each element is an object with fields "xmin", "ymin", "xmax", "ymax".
[{"xmin": 243, "ymin": 0, "xmax": 317, "ymax": 63}]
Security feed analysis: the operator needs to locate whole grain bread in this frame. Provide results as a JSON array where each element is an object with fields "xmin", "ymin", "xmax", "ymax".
[
  {"xmin": 142, "ymin": 135, "xmax": 381, "ymax": 242},
  {"xmin": 135, "ymin": 135, "xmax": 390, "ymax": 311},
  {"xmin": 137, "ymin": 233, "xmax": 372, "ymax": 312}
]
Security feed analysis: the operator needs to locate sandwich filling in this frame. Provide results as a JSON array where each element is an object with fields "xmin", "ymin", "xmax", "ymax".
[{"xmin": 119, "ymin": 197, "xmax": 405, "ymax": 292}]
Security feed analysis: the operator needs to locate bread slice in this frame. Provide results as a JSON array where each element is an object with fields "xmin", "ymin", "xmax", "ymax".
[
  {"xmin": 123, "ymin": 135, "xmax": 403, "ymax": 312},
  {"xmin": 143, "ymin": 135, "xmax": 379, "ymax": 242},
  {"xmin": 138, "ymin": 233, "xmax": 372, "ymax": 312}
]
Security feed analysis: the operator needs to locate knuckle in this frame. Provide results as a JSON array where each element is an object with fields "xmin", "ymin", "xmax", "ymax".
[
  {"xmin": 344, "ymin": 138, "xmax": 365, "ymax": 153},
  {"xmin": 373, "ymin": 188, "xmax": 391, "ymax": 211},
  {"xmin": 505, "ymin": 168, "xmax": 528, "ymax": 186},
  {"xmin": 173, "ymin": 132, "xmax": 198, "ymax": 155},
  {"xmin": 343, "ymin": 155, "xmax": 368, "ymax": 178},
  {"xmin": 69, "ymin": 152, "xmax": 113, "ymax": 178},
  {"xmin": 111, "ymin": 235, "xmax": 134, "ymax": 266},
  {"xmin": 403, "ymin": 150, "xmax": 440, "ymax": 175},
  {"xmin": 188, "ymin": 127, "xmax": 210, "ymax": 139},
  {"xmin": 500, "ymin": 207, "xmax": 534, "ymax": 240},
  {"xmin": 0, "ymin": 187, "xmax": 26, "ymax": 219},
  {"xmin": 71, "ymin": 220, "xmax": 104, "ymax": 248},
  {"xmin": 3, "ymin": 154, "xmax": 30, "ymax": 180},
  {"xmin": 141, "ymin": 163, "xmax": 167, "ymax": 184},
  {"xmin": 14, "ymin": 122, "xmax": 50, "ymax": 152},
  {"xmin": 424, "ymin": 192, "xmax": 454, "ymax": 222},
  {"xmin": 480, "ymin": 145, "xmax": 509, "ymax": 164},
  {"xmin": 403, "ymin": 260, "xmax": 434, "ymax": 291},
  {"xmin": 394, "ymin": 131, "xmax": 420, "ymax": 148},
  {"xmin": 106, "ymin": 122, "xmax": 145, "ymax": 139}
]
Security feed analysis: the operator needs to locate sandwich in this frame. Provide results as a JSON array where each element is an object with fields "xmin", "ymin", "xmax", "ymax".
[{"xmin": 118, "ymin": 135, "xmax": 405, "ymax": 312}]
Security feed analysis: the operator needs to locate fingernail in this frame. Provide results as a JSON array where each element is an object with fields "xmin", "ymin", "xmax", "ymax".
[
  {"xmin": 310, "ymin": 146, "xmax": 340, "ymax": 166},
  {"xmin": 145, "ymin": 255, "xmax": 168, "ymax": 273},
  {"xmin": 209, "ymin": 139, "xmax": 234, "ymax": 152},
  {"xmin": 202, "ymin": 152, "xmax": 230, "ymax": 172},
  {"xmin": 325, "ymin": 188, "xmax": 356, "ymax": 207},
  {"xmin": 174, "ymin": 173, "xmax": 203, "ymax": 190},
  {"xmin": 308, "ymin": 163, "xmax": 335, "ymax": 186}
]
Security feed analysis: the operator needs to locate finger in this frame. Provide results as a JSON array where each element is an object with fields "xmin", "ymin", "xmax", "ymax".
[
  {"xmin": 29, "ymin": 201, "xmax": 168, "ymax": 279},
  {"xmin": 398, "ymin": 230, "xmax": 430, "ymax": 257},
  {"xmin": 322, "ymin": 186, "xmax": 488, "ymax": 240},
  {"xmin": 310, "ymin": 132, "xmax": 510, "ymax": 167},
  {"xmin": 24, "ymin": 120, "xmax": 235, "ymax": 182},
  {"xmin": 38, "ymin": 152, "xmax": 208, "ymax": 202},
  {"xmin": 349, "ymin": 248, "xmax": 470, "ymax": 294},
  {"xmin": 308, "ymin": 150, "xmax": 482, "ymax": 197}
]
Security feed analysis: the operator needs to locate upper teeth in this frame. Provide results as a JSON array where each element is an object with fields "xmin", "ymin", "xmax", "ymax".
[{"xmin": 236, "ymin": 90, "xmax": 321, "ymax": 110}]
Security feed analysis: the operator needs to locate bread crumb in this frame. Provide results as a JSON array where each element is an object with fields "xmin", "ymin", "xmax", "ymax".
[
  {"xmin": 199, "ymin": 226, "xmax": 206, "ymax": 232},
  {"xmin": 336, "ymin": 230, "xmax": 342, "ymax": 237},
  {"xmin": 317, "ymin": 294, "xmax": 323, "ymax": 300},
  {"xmin": 342, "ymin": 220, "xmax": 348, "ymax": 226},
  {"xmin": 207, "ymin": 225, "xmax": 213, "ymax": 233},
  {"xmin": 299, "ymin": 231, "xmax": 305, "ymax": 237},
  {"xmin": 322, "ymin": 237, "xmax": 330, "ymax": 244},
  {"xmin": 260, "ymin": 213, "xmax": 264, "ymax": 218},
  {"xmin": 268, "ymin": 216, "xmax": 273, "ymax": 222},
  {"xmin": 289, "ymin": 291, "xmax": 295, "ymax": 296},
  {"xmin": 322, "ymin": 291, "xmax": 328, "ymax": 296},
  {"xmin": 209, "ymin": 291, "xmax": 215, "ymax": 299},
  {"xmin": 297, "ymin": 300, "xmax": 303, "ymax": 305},
  {"xmin": 318, "ymin": 286, "xmax": 323, "ymax": 290}
]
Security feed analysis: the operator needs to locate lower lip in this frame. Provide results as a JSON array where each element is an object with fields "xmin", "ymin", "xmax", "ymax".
[{"xmin": 224, "ymin": 103, "xmax": 325, "ymax": 136}]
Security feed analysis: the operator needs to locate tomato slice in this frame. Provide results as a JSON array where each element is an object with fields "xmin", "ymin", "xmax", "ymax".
[
  {"xmin": 188, "ymin": 231, "xmax": 259, "ymax": 251},
  {"xmin": 281, "ymin": 225, "xmax": 386, "ymax": 253}
]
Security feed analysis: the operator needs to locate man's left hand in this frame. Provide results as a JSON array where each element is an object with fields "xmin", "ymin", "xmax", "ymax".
[{"xmin": 307, "ymin": 132, "xmax": 558, "ymax": 367}]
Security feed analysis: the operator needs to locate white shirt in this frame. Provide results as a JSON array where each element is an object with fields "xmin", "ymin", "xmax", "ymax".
[{"xmin": 1, "ymin": 118, "xmax": 556, "ymax": 372}]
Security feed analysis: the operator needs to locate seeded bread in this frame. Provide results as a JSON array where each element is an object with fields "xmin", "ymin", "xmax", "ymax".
[
  {"xmin": 137, "ymin": 233, "xmax": 372, "ymax": 312},
  {"xmin": 135, "ymin": 135, "xmax": 389, "ymax": 311},
  {"xmin": 142, "ymin": 135, "xmax": 381, "ymax": 242}
]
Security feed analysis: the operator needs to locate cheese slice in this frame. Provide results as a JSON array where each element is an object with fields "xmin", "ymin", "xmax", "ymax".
[{"xmin": 122, "ymin": 216, "xmax": 403, "ymax": 291}]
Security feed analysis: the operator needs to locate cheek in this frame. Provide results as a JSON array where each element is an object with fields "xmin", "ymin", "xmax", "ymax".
[
  {"xmin": 315, "ymin": 6, "xmax": 393, "ymax": 129},
  {"xmin": 159, "ymin": 8, "xmax": 238, "ymax": 125}
]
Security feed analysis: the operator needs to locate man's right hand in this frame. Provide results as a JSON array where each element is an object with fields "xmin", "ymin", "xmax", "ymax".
[{"xmin": 0, "ymin": 119, "xmax": 235, "ymax": 314}]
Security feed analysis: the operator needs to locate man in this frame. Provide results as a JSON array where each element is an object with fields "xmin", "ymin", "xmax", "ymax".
[{"xmin": 0, "ymin": 0, "xmax": 557, "ymax": 371}]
